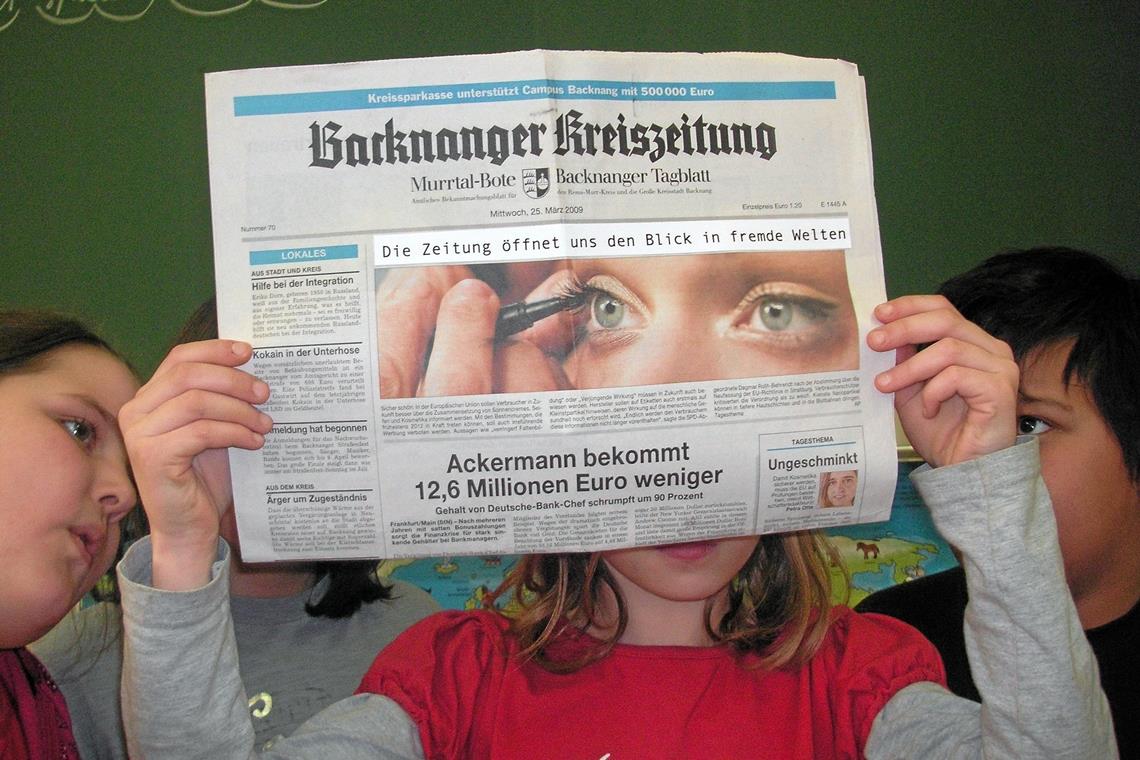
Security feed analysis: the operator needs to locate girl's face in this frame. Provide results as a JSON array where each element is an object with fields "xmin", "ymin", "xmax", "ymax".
[
  {"xmin": 825, "ymin": 470, "xmax": 857, "ymax": 507},
  {"xmin": 0, "ymin": 345, "xmax": 138, "ymax": 647},
  {"xmin": 562, "ymin": 251, "xmax": 858, "ymax": 389},
  {"xmin": 600, "ymin": 536, "xmax": 760, "ymax": 644}
]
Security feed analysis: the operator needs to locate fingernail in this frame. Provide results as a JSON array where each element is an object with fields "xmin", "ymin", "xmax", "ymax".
[
  {"xmin": 875, "ymin": 372, "xmax": 892, "ymax": 390},
  {"xmin": 232, "ymin": 341, "xmax": 249, "ymax": 356},
  {"xmin": 447, "ymin": 278, "xmax": 498, "ymax": 318},
  {"xmin": 868, "ymin": 331, "xmax": 886, "ymax": 349},
  {"xmin": 253, "ymin": 380, "xmax": 270, "ymax": 400},
  {"xmin": 451, "ymin": 278, "xmax": 489, "ymax": 296}
]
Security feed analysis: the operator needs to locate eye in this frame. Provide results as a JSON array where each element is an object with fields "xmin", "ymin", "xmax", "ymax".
[
  {"xmin": 565, "ymin": 274, "xmax": 647, "ymax": 341},
  {"xmin": 736, "ymin": 289, "xmax": 837, "ymax": 337},
  {"xmin": 62, "ymin": 418, "xmax": 97, "ymax": 448},
  {"xmin": 757, "ymin": 298, "xmax": 795, "ymax": 331},
  {"xmin": 1017, "ymin": 415, "xmax": 1052, "ymax": 435},
  {"xmin": 591, "ymin": 291, "xmax": 629, "ymax": 329}
]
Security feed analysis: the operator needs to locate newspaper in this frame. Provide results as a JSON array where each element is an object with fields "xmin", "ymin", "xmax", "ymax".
[{"xmin": 204, "ymin": 50, "xmax": 898, "ymax": 562}]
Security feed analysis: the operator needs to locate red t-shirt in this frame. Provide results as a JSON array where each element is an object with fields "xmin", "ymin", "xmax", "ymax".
[{"xmin": 358, "ymin": 607, "xmax": 944, "ymax": 760}]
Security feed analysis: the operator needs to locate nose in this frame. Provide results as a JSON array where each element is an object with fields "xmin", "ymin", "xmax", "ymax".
[
  {"xmin": 95, "ymin": 456, "xmax": 138, "ymax": 524},
  {"xmin": 635, "ymin": 334, "xmax": 720, "ymax": 385}
]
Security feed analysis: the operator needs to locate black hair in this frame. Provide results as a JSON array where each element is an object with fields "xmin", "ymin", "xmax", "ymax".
[
  {"xmin": 938, "ymin": 247, "xmax": 1139, "ymax": 482},
  {"xmin": 172, "ymin": 298, "xmax": 393, "ymax": 618},
  {"xmin": 1, "ymin": 310, "xmax": 143, "ymax": 603},
  {"xmin": 303, "ymin": 561, "xmax": 392, "ymax": 619}
]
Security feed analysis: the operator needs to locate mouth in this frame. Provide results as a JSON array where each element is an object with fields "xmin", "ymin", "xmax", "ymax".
[
  {"xmin": 69, "ymin": 525, "xmax": 107, "ymax": 570},
  {"xmin": 655, "ymin": 540, "xmax": 717, "ymax": 561}
]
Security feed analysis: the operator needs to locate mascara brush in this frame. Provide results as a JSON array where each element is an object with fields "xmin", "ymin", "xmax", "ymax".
[{"xmin": 494, "ymin": 292, "xmax": 584, "ymax": 339}]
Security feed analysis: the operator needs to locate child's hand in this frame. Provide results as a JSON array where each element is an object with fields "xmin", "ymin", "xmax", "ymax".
[
  {"xmin": 118, "ymin": 339, "xmax": 272, "ymax": 590},
  {"xmin": 868, "ymin": 295, "xmax": 1018, "ymax": 468}
]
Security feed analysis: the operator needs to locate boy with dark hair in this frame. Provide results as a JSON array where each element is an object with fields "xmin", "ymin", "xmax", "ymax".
[{"xmin": 857, "ymin": 247, "xmax": 1139, "ymax": 757}]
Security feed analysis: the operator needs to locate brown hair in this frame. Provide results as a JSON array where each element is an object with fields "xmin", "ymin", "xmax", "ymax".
[
  {"xmin": 491, "ymin": 531, "xmax": 842, "ymax": 673},
  {"xmin": 0, "ymin": 309, "xmax": 122, "ymax": 376}
]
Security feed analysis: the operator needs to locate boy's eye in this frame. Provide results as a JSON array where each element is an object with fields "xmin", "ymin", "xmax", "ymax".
[
  {"xmin": 62, "ymin": 418, "xmax": 97, "ymax": 447},
  {"xmin": 1017, "ymin": 416, "xmax": 1052, "ymax": 435}
]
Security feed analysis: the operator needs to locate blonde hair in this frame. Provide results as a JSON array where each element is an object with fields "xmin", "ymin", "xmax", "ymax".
[{"xmin": 491, "ymin": 531, "xmax": 841, "ymax": 673}]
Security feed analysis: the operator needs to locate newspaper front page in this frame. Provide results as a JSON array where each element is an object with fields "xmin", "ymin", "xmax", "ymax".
[{"xmin": 205, "ymin": 50, "xmax": 898, "ymax": 561}]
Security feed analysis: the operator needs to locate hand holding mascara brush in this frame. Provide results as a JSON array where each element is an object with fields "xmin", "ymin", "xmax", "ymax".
[
  {"xmin": 494, "ymin": 291, "xmax": 585, "ymax": 340},
  {"xmin": 378, "ymin": 268, "xmax": 582, "ymax": 398},
  {"xmin": 420, "ymin": 291, "xmax": 582, "ymax": 375}
]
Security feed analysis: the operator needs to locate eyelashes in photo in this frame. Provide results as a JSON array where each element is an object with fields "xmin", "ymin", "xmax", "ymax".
[{"xmin": 556, "ymin": 250, "xmax": 859, "ymax": 389}]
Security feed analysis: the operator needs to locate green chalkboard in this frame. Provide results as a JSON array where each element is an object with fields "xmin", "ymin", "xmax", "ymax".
[{"xmin": 3, "ymin": 1, "xmax": 1137, "ymax": 375}]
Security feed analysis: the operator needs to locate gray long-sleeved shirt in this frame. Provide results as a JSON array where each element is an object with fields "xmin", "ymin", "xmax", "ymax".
[{"xmin": 31, "ymin": 577, "xmax": 439, "ymax": 758}]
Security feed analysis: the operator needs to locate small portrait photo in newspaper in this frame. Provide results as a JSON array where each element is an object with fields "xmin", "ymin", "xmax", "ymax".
[
  {"xmin": 376, "ymin": 249, "xmax": 859, "ymax": 398},
  {"xmin": 818, "ymin": 469, "xmax": 859, "ymax": 508}
]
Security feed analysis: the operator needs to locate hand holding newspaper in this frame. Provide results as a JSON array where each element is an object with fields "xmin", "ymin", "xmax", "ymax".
[{"xmin": 205, "ymin": 50, "xmax": 898, "ymax": 561}]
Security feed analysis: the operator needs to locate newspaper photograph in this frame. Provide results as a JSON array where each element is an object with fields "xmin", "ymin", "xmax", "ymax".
[{"xmin": 204, "ymin": 49, "xmax": 898, "ymax": 561}]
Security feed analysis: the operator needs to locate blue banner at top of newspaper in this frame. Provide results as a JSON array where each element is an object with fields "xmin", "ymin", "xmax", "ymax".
[{"xmin": 233, "ymin": 79, "xmax": 837, "ymax": 117}]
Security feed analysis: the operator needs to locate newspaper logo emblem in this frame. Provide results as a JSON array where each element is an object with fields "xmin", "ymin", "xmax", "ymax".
[{"xmin": 522, "ymin": 168, "xmax": 551, "ymax": 199}]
